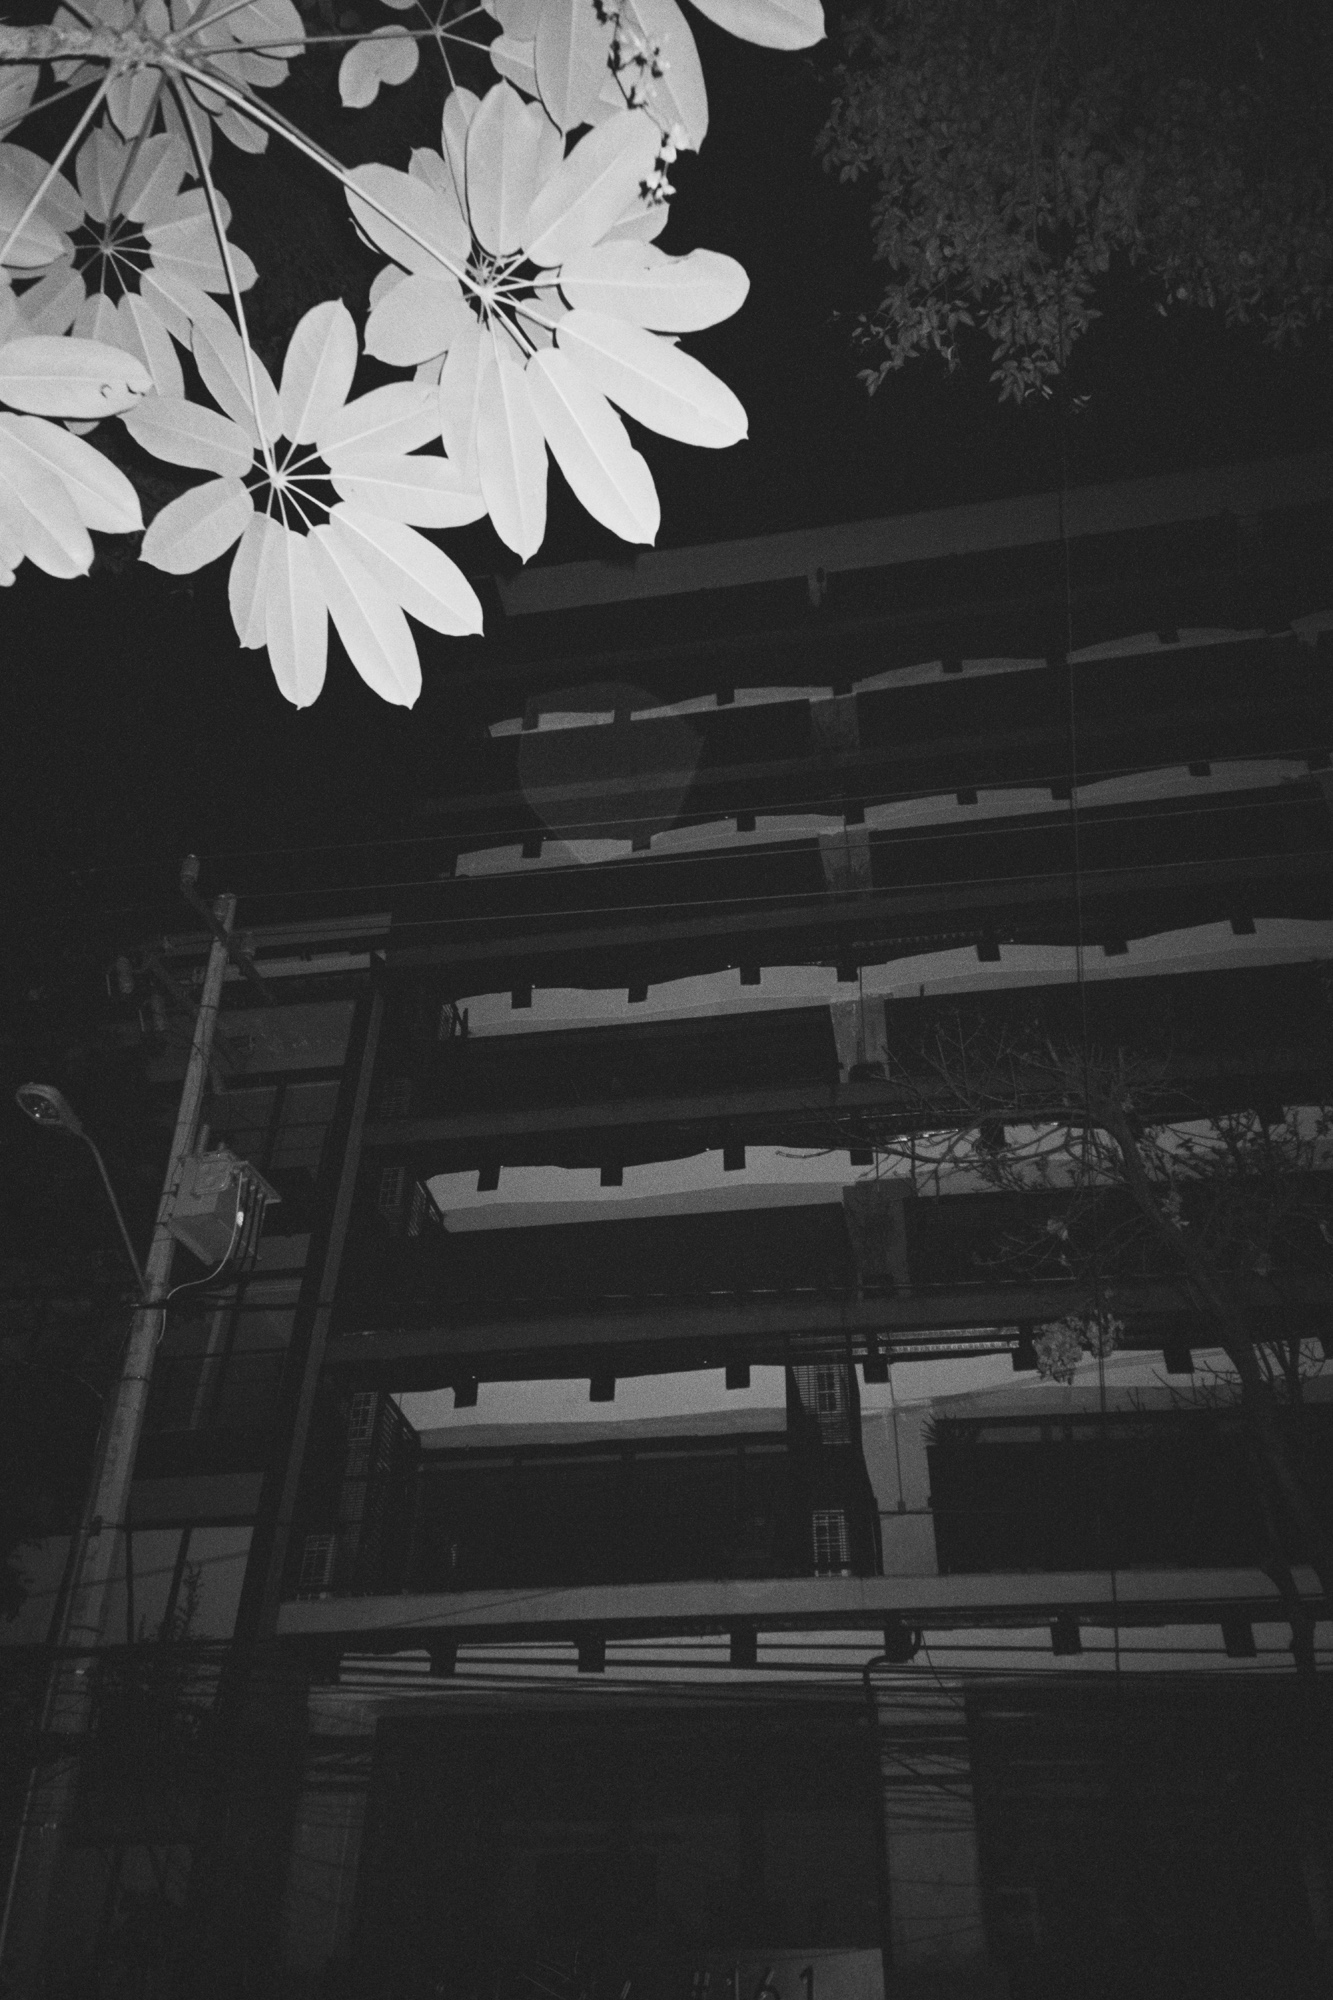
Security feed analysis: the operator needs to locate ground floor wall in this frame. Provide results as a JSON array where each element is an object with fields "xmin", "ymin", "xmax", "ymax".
[
  {"xmin": 276, "ymin": 1682, "xmax": 1006, "ymax": 2000},
  {"xmin": 10, "ymin": 1662, "xmax": 1331, "ymax": 1999},
  {"xmin": 276, "ymin": 1670, "xmax": 1333, "ymax": 2000},
  {"xmin": 967, "ymin": 1679, "xmax": 1333, "ymax": 2000}
]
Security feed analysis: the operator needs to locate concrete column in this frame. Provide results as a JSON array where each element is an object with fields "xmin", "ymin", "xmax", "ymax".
[
  {"xmin": 280, "ymin": 1692, "xmax": 376, "ymax": 1989},
  {"xmin": 873, "ymin": 1686, "xmax": 1007, "ymax": 1999}
]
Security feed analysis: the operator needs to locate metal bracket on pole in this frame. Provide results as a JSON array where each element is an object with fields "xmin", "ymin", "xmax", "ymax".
[{"xmin": 179, "ymin": 856, "xmax": 274, "ymax": 1003}]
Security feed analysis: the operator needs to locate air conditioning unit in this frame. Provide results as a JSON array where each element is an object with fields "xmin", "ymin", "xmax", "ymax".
[{"xmin": 168, "ymin": 1148, "xmax": 279, "ymax": 1271}]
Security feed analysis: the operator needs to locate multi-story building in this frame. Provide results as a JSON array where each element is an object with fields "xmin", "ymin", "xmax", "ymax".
[{"xmin": 3, "ymin": 449, "xmax": 1333, "ymax": 2000}]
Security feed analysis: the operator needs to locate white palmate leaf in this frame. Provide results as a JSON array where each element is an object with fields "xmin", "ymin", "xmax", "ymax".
[
  {"xmin": 441, "ymin": 89, "xmax": 480, "ymax": 212},
  {"xmin": 139, "ymin": 270, "xmax": 237, "ymax": 348},
  {"xmin": 280, "ymin": 300, "xmax": 358, "ymax": 446},
  {"xmin": 476, "ymin": 334, "xmax": 546, "ymax": 559},
  {"xmin": 330, "ymin": 453, "xmax": 487, "ymax": 527},
  {"xmin": 72, "ymin": 293, "xmax": 121, "ymax": 345},
  {"xmin": 466, "ymin": 83, "xmax": 552, "ymax": 258},
  {"xmin": 263, "ymin": 525, "xmax": 327, "ymax": 707},
  {"xmin": 603, "ymin": 190, "xmax": 671, "ymax": 244},
  {"xmin": 339, "ymin": 26, "xmax": 419, "ymax": 109},
  {"xmin": 523, "ymin": 112, "xmax": 661, "ymax": 267},
  {"xmin": 534, "ymin": 0, "xmax": 612, "ymax": 134},
  {"xmin": 145, "ymin": 194, "xmax": 257, "ymax": 295},
  {"xmin": 0, "ymin": 513, "xmax": 23, "ymax": 585},
  {"xmin": 634, "ymin": 0, "xmax": 709, "ymax": 148},
  {"xmin": 106, "ymin": 62, "xmax": 161, "ymax": 142},
  {"xmin": 0, "ymin": 336, "xmax": 152, "ymax": 416},
  {"xmin": 0, "ymin": 207, "xmax": 63, "ymax": 270},
  {"xmin": 229, "ymin": 510, "xmax": 280, "ymax": 648},
  {"xmin": 123, "ymin": 394, "xmax": 253, "ymax": 476},
  {"xmin": 320, "ymin": 382, "xmax": 440, "ymax": 460},
  {"xmin": 192, "ymin": 319, "xmax": 280, "ymax": 446},
  {"xmin": 0, "ymin": 63, "xmax": 37, "ymax": 133},
  {"xmin": 558, "ymin": 307, "xmax": 747, "ymax": 445},
  {"xmin": 0, "ymin": 145, "xmax": 82, "ymax": 235},
  {"xmin": 77, "ymin": 128, "xmax": 184, "ymax": 227},
  {"xmin": 369, "ymin": 265, "xmax": 407, "ymax": 310},
  {"xmin": 347, "ymin": 165, "xmax": 470, "ymax": 277},
  {"xmin": 492, "ymin": 0, "xmax": 543, "ymax": 34},
  {"xmin": 231, "ymin": 0, "xmax": 304, "ymax": 61},
  {"xmin": 216, "ymin": 105, "xmax": 268, "ymax": 154},
  {"xmin": 527, "ymin": 347, "xmax": 658, "ymax": 544},
  {"xmin": 161, "ymin": 89, "xmax": 214, "ymax": 174},
  {"xmin": 122, "ymin": 136, "xmax": 191, "ymax": 225},
  {"xmin": 408, "ymin": 147, "xmax": 461, "ymax": 211},
  {"xmin": 308, "ymin": 523, "xmax": 422, "ymax": 706},
  {"xmin": 437, "ymin": 319, "xmax": 484, "ymax": 486},
  {"xmin": 488, "ymin": 35, "xmax": 540, "ymax": 98},
  {"xmin": 559, "ymin": 243, "xmax": 748, "ymax": 329},
  {"xmin": 0, "ymin": 413, "xmax": 142, "ymax": 533},
  {"xmin": 119, "ymin": 295, "xmax": 185, "ymax": 401},
  {"xmin": 141, "ymin": 475, "xmax": 252, "ymax": 572},
  {"xmin": 327, "ymin": 505, "xmax": 485, "ymax": 635},
  {"xmin": 685, "ymin": 0, "xmax": 822, "ymax": 46},
  {"xmin": 70, "ymin": 293, "xmax": 183, "ymax": 400},
  {"xmin": 365, "ymin": 273, "xmax": 469, "ymax": 367},
  {"xmin": 13, "ymin": 261, "xmax": 84, "ymax": 336},
  {"xmin": 0, "ymin": 451, "xmax": 91, "ymax": 576},
  {"xmin": 74, "ymin": 125, "xmax": 119, "ymax": 225}
]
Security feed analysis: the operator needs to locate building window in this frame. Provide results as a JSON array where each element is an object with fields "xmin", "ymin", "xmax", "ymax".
[
  {"xmin": 407, "ymin": 1181, "xmax": 430, "ymax": 1237},
  {"xmin": 814, "ymin": 1364, "xmax": 844, "ymax": 1417},
  {"xmin": 812, "ymin": 1508, "xmax": 851, "ymax": 1575},
  {"xmin": 381, "ymin": 1077, "xmax": 412, "ymax": 1119},
  {"xmin": 347, "ymin": 1391, "xmax": 376, "ymax": 1446},
  {"xmin": 376, "ymin": 1163, "xmax": 405, "ymax": 1215},
  {"xmin": 437, "ymin": 1000, "xmax": 468, "ymax": 1041},
  {"xmin": 299, "ymin": 1533, "xmax": 336, "ymax": 1594}
]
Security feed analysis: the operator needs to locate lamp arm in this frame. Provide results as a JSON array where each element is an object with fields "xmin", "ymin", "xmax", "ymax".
[{"xmin": 81, "ymin": 1135, "xmax": 147, "ymax": 1297}]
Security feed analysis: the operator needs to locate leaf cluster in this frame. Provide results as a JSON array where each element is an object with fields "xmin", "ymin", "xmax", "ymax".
[
  {"xmin": 1, "ymin": 0, "xmax": 823, "ymax": 703},
  {"xmin": 818, "ymin": 0, "xmax": 1333, "ymax": 401}
]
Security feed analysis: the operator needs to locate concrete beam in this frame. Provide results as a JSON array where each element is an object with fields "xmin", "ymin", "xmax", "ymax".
[
  {"xmin": 494, "ymin": 452, "xmax": 1333, "ymax": 617},
  {"xmin": 364, "ymin": 1047, "xmax": 1328, "ymax": 1154},
  {"xmin": 388, "ymin": 848, "xmax": 1333, "ymax": 984},
  {"xmin": 323, "ymin": 1282, "xmax": 1202, "ymax": 1369},
  {"xmin": 275, "ymin": 1565, "xmax": 1324, "ymax": 1647}
]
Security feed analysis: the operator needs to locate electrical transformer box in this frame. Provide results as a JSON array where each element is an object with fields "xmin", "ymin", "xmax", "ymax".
[{"xmin": 168, "ymin": 1148, "xmax": 279, "ymax": 1269}]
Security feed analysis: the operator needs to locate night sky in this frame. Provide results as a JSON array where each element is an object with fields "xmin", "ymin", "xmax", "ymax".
[{"xmin": 4, "ymin": 5, "xmax": 1332, "ymax": 1033}]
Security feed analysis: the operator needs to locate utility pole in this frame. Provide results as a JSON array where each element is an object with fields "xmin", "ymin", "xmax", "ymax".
[{"xmin": 0, "ymin": 895, "xmax": 236, "ymax": 1997}]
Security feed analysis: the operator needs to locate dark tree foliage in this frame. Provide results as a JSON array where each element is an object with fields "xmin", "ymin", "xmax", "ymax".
[{"xmin": 819, "ymin": 0, "xmax": 1333, "ymax": 399}]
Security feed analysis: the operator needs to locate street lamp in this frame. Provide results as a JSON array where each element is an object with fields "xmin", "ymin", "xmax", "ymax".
[{"xmin": 16, "ymin": 1082, "xmax": 147, "ymax": 1297}]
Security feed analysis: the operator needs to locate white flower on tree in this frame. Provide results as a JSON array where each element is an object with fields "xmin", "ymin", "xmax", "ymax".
[
  {"xmin": 125, "ymin": 299, "xmax": 485, "ymax": 708},
  {"xmin": 354, "ymin": 80, "xmax": 749, "ymax": 556}
]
